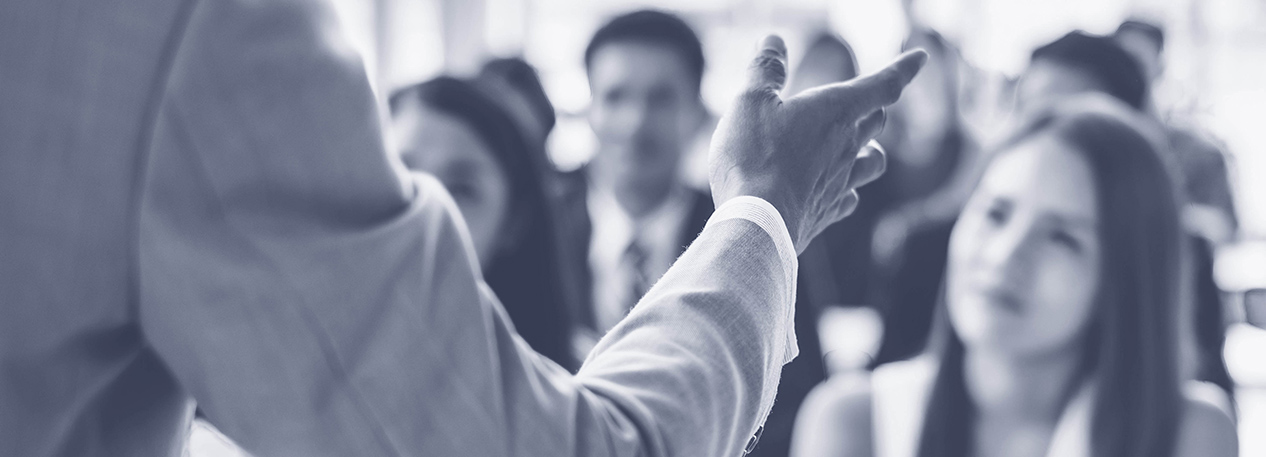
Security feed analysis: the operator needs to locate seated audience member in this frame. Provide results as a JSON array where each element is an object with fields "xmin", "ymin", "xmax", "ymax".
[
  {"xmin": 1016, "ymin": 31, "xmax": 1149, "ymax": 114},
  {"xmin": 791, "ymin": 97, "xmax": 1238, "ymax": 457},
  {"xmin": 563, "ymin": 10, "xmax": 713, "ymax": 343},
  {"xmin": 1113, "ymin": 19, "xmax": 1238, "ymax": 243},
  {"xmin": 476, "ymin": 57, "xmax": 596, "ymax": 322},
  {"xmin": 390, "ymin": 76, "xmax": 577, "ymax": 371},
  {"xmin": 797, "ymin": 28, "xmax": 974, "ymax": 368},
  {"xmin": 479, "ymin": 57, "xmax": 557, "ymax": 147},
  {"xmin": 866, "ymin": 28, "xmax": 977, "ymax": 366},
  {"xmin": 564, "ymin": 12, "xmax": 831, "ymax": 457},
  {"xmin": 1115, "ymin": 19, "xmax": 1239, "ymax": 402},
  {"xmin": 1019, "ymin": 28, "xmax": 1237, "ymax": 400}
]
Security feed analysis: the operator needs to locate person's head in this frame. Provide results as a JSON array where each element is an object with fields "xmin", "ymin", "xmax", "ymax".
[
  {"xmin": 785, "ymin": 31, "xmax": 858, "ymax": 96},
  {"xmin": 584, "ymin": 9, "xmax": 708, "ymax": 214},
  {"xmin": 388, "ymin": 76, "xmax": 544, "ymax": 266},
  {"xmin": 1114, "ymin": 20, "xmax": 1165, "ymax": 82},
  {"xmin": 1017, "ymin": 32, "xmax": 1148, "ymax": 115},
  {"xmin": 479, "ymin": 57, "xmax": 557, "ymax": 143},
  {"xmin": 883, "ymin": 27, "xmax": 961, "ymax": 168},
  {"xmin": 922, "ymin": 96, "xmax": 1184, "ymax": 457},
  {"xmin": 389, "ymin": 76, "xmax": 577, "ymax": 369}
]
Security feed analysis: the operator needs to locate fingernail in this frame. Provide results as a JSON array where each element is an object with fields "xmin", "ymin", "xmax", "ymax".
[
  {"xmin": 759, "ymin": 35, "xmax": 787, "ymax": 56},
  {"xmin": 906, "ymin": 49, "xmax": 930, "ymax": 68}
]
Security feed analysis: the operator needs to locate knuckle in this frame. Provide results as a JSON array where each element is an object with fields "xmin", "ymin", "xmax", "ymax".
[
  {"xmin": 740, "ymin": 87, "xmax": 778, "ymax": 106},
  {"xmin": 750, "ymin": 55, "xmax": 787, "ymax": 81}
]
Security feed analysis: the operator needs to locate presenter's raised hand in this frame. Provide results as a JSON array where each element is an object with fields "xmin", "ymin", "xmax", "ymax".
[{"xmin": 709, "ymin": 36, "xmax": 927, "ymax": 253}]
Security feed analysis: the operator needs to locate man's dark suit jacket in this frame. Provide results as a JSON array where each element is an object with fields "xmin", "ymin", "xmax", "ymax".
[
  {"xmin": 554, "ymin": 168, "xmax": 827, "ymax": 457},
  {"xmin": 553, "ymin": 168, "xmax": 715, "ymax": 333}
]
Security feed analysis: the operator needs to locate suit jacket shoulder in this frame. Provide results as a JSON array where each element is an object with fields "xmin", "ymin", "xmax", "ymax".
[{"xmin": 678, "ymin": 187, "xmax": 715, "ymax": 251}]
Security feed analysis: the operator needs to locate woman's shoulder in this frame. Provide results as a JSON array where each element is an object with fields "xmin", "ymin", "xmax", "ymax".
[
  {"xmin": 793, "ymin": 373, "xmax": 874, "ymax": 457},
  {"xmin": 802, "ymin": 356, "xmax": 937, "ymax": 414},
  {"xmin": 790, "ymin": 357, "xmax": 940, "ymax": 457},
  {"xmin": 803, "ymin": 373, "xmax": 875, "ymax": 432},
  {"xmin": 1173, "ymin": 383, "xmax": 1239, "ymax": 457}
]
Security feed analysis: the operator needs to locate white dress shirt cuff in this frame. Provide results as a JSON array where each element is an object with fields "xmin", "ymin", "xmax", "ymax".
[
  {"xmin": 706, "ymin": 196, "xmax": 799, "ymax": 359},
  {"xmin": 706, "ymin": 196, "xmax": 797, "ymax": 289}
]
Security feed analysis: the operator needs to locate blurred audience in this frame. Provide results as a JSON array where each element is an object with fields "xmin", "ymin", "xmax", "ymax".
[
  {"xmin": 1016, "ymin": 31, "xmax": 1149, "ymax": 115},
  {"xmin": 792, "ymin": 96, "xmax": 1238, "ymax": 457},
  {"xmin": 786, "ymin": 31, "xmax": 859, "ymax": 96},
  {"xmin": 867, "ymin": 28, "xmax": 979, "ymax": 366},
  {"xmin": 1111, "ymin": 20, "xmax": 1239, "ymax": 401},
  {"xmin": 560, "ymin": 13, "xmax": 832, "ymax": 457},
  {"xmin": 390, "ymin": 75, "xmax": 578, "ymax": 371},
  {"xmin": 560, "ymin": 9, "xmax": 715, "ymax": 346},
  {"xmin": 799, "ymin": 27, "xmax": 976, "ymax": 369},
  {"xmin": 1013, "ymin": 27, "xmax": 1237, "ymax": 399},
  {"xmin": 479, "ymin": 57, "xmax": 558, "ymax": 146},
  {"xmin": 1113, "ymin": 20, "xmax": 1239, "ymax": 243},
  {"xmin": 1112, "ymin": 20, "xmax": 1165, "ymax": 94}
]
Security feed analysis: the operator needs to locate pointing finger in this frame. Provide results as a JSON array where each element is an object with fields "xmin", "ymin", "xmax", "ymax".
[
  {"xmin": 846, "ymin": 49, "xmax": 928, "ymax": 112},
  {"xmin": 808, "ymin": 50, "xmax": 928, "ymax": 118}
]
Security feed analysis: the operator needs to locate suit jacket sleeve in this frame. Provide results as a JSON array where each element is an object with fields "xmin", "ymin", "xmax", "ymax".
[{"xmin": 136, "ymin": 0, "xmax": 799, "ymax": 456}]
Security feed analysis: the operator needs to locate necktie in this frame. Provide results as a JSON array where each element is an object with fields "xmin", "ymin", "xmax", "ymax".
[{"xmin": 623, "ymin": 237, "xmax": 651, "ymax": 314}]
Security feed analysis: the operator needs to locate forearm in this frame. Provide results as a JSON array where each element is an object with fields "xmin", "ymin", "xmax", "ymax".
[{"xmin": 572, "ymin": 197, "xmax": 799, "ymax": 456}]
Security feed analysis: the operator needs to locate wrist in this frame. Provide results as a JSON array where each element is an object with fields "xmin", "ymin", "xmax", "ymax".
[
  {"xmin": 714, "ymin": 185, "xmax": 802, "ymax": 251},
  {"xmin": 755, "ymin": 194, "xmax": 801, "ymax": 251}
]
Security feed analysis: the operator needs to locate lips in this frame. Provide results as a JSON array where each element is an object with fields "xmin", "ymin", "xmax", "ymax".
[{"xmin": 978, "ymin": 286, "xmax": 1025, "ymax": 315}]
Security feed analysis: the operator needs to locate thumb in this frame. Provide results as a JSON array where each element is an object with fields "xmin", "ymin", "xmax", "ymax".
[{"xmin": 745, "ymin": 35, "xmax": 789, "ymax": 97}]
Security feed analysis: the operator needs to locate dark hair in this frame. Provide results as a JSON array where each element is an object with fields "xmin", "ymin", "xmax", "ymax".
[
  {"xmin": 1030, "ymin": 31, "xmax": 1148, "ymax": 110},
  {"xmin": 1116, "ymin": 19, "xmax": 1165, "ymax": 51},
  {"xmin": 389, "ymin": 77, "xmax": 577, "ymax": 370},
  {"xmin": 805, "ymin": 31, "xmax": 859, "ymax": 80},
  {"xmin": 479, "ymin": 57, "xmax": 556, "ymax": 138},
  {"xmin": 917, "ymin": 96, "xmax": 1185, "ymax": 457},
  {"xmin": 584, "ymin": 9, "xmax": 705, "ymax": 93}
]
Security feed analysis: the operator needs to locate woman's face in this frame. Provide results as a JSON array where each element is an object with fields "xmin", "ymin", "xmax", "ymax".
[
  {"xmin": 946, "ymin": 134, "xmax": 1103, "ymax": 357},
  {"xmin": 393, "ymin": 104, "xmax": 510, "ymax": 266}
]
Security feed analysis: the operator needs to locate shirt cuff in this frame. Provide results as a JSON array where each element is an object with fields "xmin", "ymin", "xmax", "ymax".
[
  {"xmin": 706, "ymin": 196, "xmax": 797, "ymax": 288},
  {"xmin": 705, "ymin": 196, "xmax": 799, "ymax": 359}
]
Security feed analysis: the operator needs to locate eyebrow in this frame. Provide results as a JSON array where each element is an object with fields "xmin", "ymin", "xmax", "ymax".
[
  {"xmin": 1039, "ymin": 212, "xmax": 1098, "ymax": 230},
  {"xmin": 984, "ymin": 195, "xmax": 1097, "ymax": 229}
]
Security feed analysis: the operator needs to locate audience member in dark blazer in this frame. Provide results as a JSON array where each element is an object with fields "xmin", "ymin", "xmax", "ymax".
[
  {"xmin": 556, "ymin": 168, "xmax": 713, "ymax": 341},
  {"xmin": 563, "ymin": 12, "xmax": 831, "ymax": 457}
]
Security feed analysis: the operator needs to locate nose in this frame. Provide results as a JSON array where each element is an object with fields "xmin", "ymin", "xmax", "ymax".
[
  {"xmin": 609, "ymin": 100, "xmax": 653, "ymax": 141},
  {"xmin": 977, "ymin": 220, "xmax": 1037, "ymax": 284}
]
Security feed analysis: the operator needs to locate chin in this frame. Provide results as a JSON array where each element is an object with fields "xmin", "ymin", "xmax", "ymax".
[
  {"xmin": 958, "ymin": 323, "xmax": 1017, "ymax": 347},
  {"xmin": 952, "ymin": 312, "xmax": 1035, "ymax": 353}
]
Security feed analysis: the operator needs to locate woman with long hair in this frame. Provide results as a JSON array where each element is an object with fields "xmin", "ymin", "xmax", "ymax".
[
  {"xmin": 389, "ymin": 75, "xmax": 577, "ymax": 371},
  {"xmin": 791, "ymin": 96, "xmax": 1237, "ymax": 457}
]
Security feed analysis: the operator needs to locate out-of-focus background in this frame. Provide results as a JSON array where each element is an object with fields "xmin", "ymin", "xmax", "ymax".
[
  {"xmin": 334, "ymin": 0, "xmax": 1264, "ymax": 223},
  {"xmin": 191, "ymin": 0, "xmax": 1265, "ymax": 455},
  {"xmin": 339, "ymin": 0, "xmax": 1265, "ymax": 287}
]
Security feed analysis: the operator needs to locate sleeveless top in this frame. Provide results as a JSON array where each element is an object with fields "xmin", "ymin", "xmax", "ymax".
[{"xmin": 869, "ymin": 356, "xmax": 1228, "ymax": 457}]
